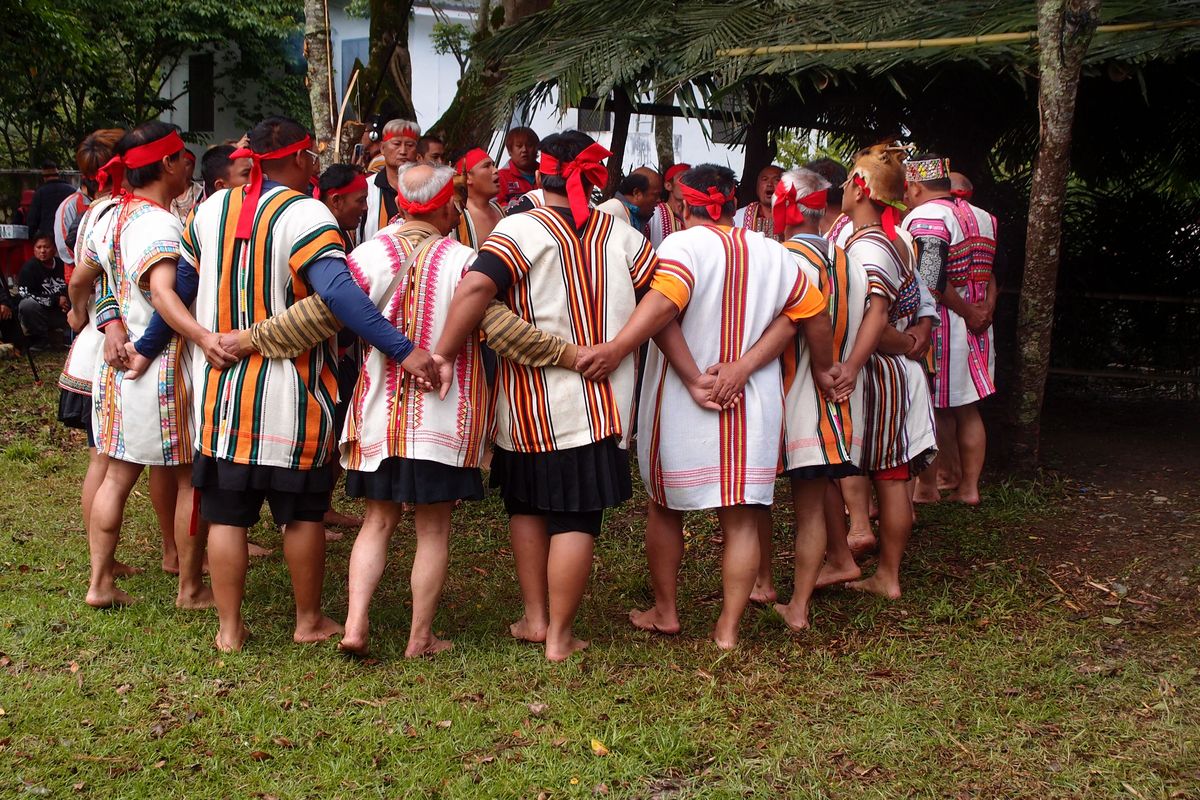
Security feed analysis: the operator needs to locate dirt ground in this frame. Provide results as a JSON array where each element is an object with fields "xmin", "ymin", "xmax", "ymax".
[{"xmin": 1020, "ymin": 390, "xmax": 1199, "ymax": 626}]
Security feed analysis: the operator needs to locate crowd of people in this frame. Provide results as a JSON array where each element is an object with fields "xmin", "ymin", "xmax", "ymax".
[{"xmin": 46, "ymin": 114, "xmax": 997, "ymax": 661}]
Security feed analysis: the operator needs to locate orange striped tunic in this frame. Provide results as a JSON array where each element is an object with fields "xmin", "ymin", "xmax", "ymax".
[
  {"xmin": 476, "ymin": 207, "xmax": 658, "ymax": 453},
  {"xmin": 185, "ymin": 185, "xmax": 345, "ymax": 470}
]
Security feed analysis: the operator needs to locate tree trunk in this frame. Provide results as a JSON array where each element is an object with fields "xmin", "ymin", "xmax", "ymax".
[
  {"xmin": 738, "ymin": 88, "xmax": 776, "ymax": 206},
  {"xmin": 654, "ymin": 87, "xmax": 675, "ymax": 170},
  {"xmin": 303, "ymin": 0, "xmax": 336, "ymax": 167},
  {"xmin": 1010, "ymin": 0, "xmax": 1101, "ymax": 471},
  {"xmin": 604, "ymin": 89, "xmax": 633, "ymax": 198},
  {"xmin": 361, "ymin": 0, "xmax": 416, "ymax": 122},
  {"xmin": 430, "ymin": 0, "xmax": 552, "ymax": 148}
]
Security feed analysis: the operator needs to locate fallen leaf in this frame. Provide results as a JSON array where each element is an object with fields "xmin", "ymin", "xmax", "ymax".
[
  {"xmin": 593, "ymin": 783, "xmax": 610, "ymax": 795},
  {"xmin": 1101, "ymin": 617, "xmax": 1125, "ymax": 626},
  {"xmin": 590, "ymin": 738, "xmax": 610, "ymax": 756},
  {"xmin": 72, "ymin": 782, "xmax": 85, "ymax": 792},
  {"xmin": 551, "ymin": 737, "xmax": 568, "ymax": 748},
  {"xmin": 0, "ymin": 655, "xmax": 10, "ymax": 667},
  {"xmin": 526, "ymin": 702, "xmax": 548, "ymax": 717},
  {"xmin": 570, "ymin": 777, "xmax": 580, "ymax": 785},
  {"xmin": 403, "ymin": 724, "xmax": 418, "ymax": 738},
  {"xmin": 69, "ymin": 661, "xmax": 80, "ymax": 673},
  {"xmin": 115, "ymin": 684, "xmax": 132, "ymax": 695},
  {"xmin": 248, "ymin": 750, "xmax": 272, "ymax": 761},
  {"xmin": 435, "ymin": 720, "xmax": 452, "ymax": 729},
  {"xmin": 153, "ymin": 759, "xmax": 167, "ymax": 769},
  {"xmin": 272, "ymin": 736, "xmax": 294, "ymax": 749}
]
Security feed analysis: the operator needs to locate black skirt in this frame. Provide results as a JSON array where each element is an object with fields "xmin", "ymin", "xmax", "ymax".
[
  {"xmin": 784, "ymin": 462, "xmax": 861, "ymax": 481},
  {"xmin": 346, "ymin": 456, "xmax": 483, "ymax": 505},
  {"xmin": 490, "ymin": 436, "xmax": 631, "ymax": 513},
  {"xmin": 191, "ymin": 452, "xmax": 336, "ymax": 493},
  {"xmin": 333, "ymin": 353, "xmax": 360, "ymax": 436},
  {"xmin": 58, "ymin": 389, "xmax": 91, "ymax": 431}
]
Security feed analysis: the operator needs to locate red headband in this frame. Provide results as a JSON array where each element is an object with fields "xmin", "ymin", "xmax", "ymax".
[
  {"xmin": 314, "ymin": 172, "xmax": 368, "ymax": 201},
  {"xmin": 456, "ymin": 147, "xmax": 491, "ymax": 176},
  {"xmin": 397, "ymin": 178, "xmax": 455, "ymax": 216},
  {"xmin": 851, "ymin": 174, "xmax": 901, "ymax": 241},
  {"xmin": 96, "ymin": 130, "xmax": 186, "ymax": 196},
  {"xmin": 228, "ymin": 135, "xmax": 312, "ymax": 240},
  {"xmin": 664, "ymin": 163, "xmax": 691, "ymax": 183},
  {"xmin": 539, "ymin": 142, "xmax": 611, "ymax": 227},
  {"xmin": 383, "ymin": 127, "xmax": 419, "ymax": 143},
  {"xmin": 950, "ymin": 188, "xmax": 973, "ymax": 200},
  {"xmin": 772, "ymin": 182, "xmax": 828, "ymax": 232},
  {"xmin": 680, "ymin": 183, "xmax": 734, "ymax": 222}
]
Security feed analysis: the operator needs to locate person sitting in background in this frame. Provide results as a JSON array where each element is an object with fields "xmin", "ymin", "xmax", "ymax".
[
  {"xmin": 417, "ymin": 134, "xmax": 446, "ymax": 166},
  {"xmin": 0, "ymin": 271, "xmax": 20, "ymax": 345},
  {"xmin": 200, "ymin": 145, "xmax": 253, "ymax": 198},
  {"xmin": 17, "ymin": 231, "xmax": 69, "ymax": 350}
]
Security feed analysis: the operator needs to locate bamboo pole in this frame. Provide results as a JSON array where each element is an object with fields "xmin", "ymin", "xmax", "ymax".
[{"xmin": 715, "ymin": 19, "xmax": 1200, "ymax": 57}]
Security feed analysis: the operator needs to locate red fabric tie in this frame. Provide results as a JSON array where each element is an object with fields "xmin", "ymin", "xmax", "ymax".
[
  {"xmin": 664, "ymin": 163, "xmax": 691, "ymax": 184},
  {"xmin": 397, "ymin": 178, "xmax": 455, "ymax": 216},
  {"xmin": 772, "ymin": 182, "xmax": 828, "ymax": 232},
  {"xmin": 315, "ymin": 173, "xmax": 368, "ymax": 201},
  {"xmin": 950, "ymin": 188, "xmax": 974, "ymax": 200},
  {"xmin": 852, "ymin": 174, "xmax": 901, "ymax": 241},
  {"xmin": 539, "ymin": 143, "xmax": 611, "ymax": 227},
  {"xmin": 456, "ymin": 147, "xmax": 491, "ymax": 175},
  {"xmin": 680, "ymin": 183, "xmax": 733, "ymax": 222},
  {"xmin": 96, "ymin": 130, "xmax": 185, "ymax": 197},
  {"xmin": 228, "ymin": 135, "xmax": 312, "ymax": 240},
  {"xmin": 382, "ymin": 127, "xmax": 419, "ymax": 142}
]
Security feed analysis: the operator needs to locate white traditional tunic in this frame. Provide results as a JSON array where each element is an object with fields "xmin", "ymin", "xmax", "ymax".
[
  {"xmin": 845, "ymin": 229, "xmax": 937, "ymax": 473},
  {"xmin": 780, "ymin": 234, "xmax": 867, "ymax": 472},
  {"xmin": 478, "ymin": 207, "xmax": 658, "ymax": 453},
  {"xmin": 58, "ymin": 197, "xmax": 118, "ymax": 399},
  {"xmin": 733, "ymin": 202, "xmax": 778, "ymax": 240},
  {"xmin": 647, "ymin": 202, "xmax": 682, "ymax": 248},
  {"xmin": 452, "ymin": 200, "xmax": 505, "ymax": 251},
  {"xmin": 187, "ymin": 185, "xmax": 344, "ymax": 470},
  {"xmin": 595, "ymin": 196, "xmax": 636, "ymax": 228},
  {"xmin": 637, "ymin": 225, "xmax": 825, "ymax": 510},
  {"xmin": 340, "ymin": 224, "xmax": 488, "ymax": 471},
  {"xmin": 360, "ymin": 169, "xmax": 400, "ymax": 242},
  {"xmin": 903, "ymin": 197, "xmax": 998, "ymax": 407},
  {"xmin": 89, "ymin": 198, "xmax": 191, "ymax": 465}
]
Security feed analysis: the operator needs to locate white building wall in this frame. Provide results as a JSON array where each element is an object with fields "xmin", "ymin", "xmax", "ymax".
[{"xmin": 165, "ymin": 4, "xmax": 745, "ymax": 175}]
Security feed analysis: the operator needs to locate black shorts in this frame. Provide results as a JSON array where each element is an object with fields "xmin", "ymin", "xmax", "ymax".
[
  {"xmin": 192, "ymin": 454, "xmax": 333, "ymax": 528},
  {"xmin": 503, "ymin": 496, "xmax": 604, "ymax": 537}
]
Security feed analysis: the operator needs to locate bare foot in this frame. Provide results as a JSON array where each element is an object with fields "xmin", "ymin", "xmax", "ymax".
[
  {"xmin": 847, "ymin": 531, "xmax": 877, "ymax": 556},
  {"xmin": 294, "ymin": 615, "xmax": 344, "ymax": 644},
  {"xmin": 337, "ymin": 627, "xmax": 369, "ymax": 656},
  {"xmin": 712, "ymin": 628, "xmax": 739, "ymax": 651},
  {"xmin": 324, "ymin": 528, "xmax": 344, "ymax": 542},
  {"xmin": 85, "ymin": 586, "xmax": 135, "ymax": 608},
  {"xmin": 161, "ymin": 557, "xmax": 180, "ymax": 575},
  {"xmin": 774, "ymin": 601, "xmax": 811, "ymax": 632},
  {"xmin": 175, "ymin": 586, "xmax": 216, "ymax": 610},
  {"xmin": 247, "ymin": 542, "xmax": 273, "ymax": 558},
  {"xmin": 937, "ymin": 473, "xmax": 960, "ymax": 491},
  {"xmin": 214, "ymin": 624, "xmax": 249, "ymax": 653},
  {"xmin": 629, "ymin": 607, "xmax": 681, "ymax": 635},
  {"xmin": 912, "ymin": 486, "xmax": 942, "ymax": 504},
  {"xmin": 545, "ymin": 636, "xmax": 589, "ymax": 662},
  {"xmin": 509, "ymin": 616, "xmax": 547, "ymax": 643},
  {"xmin": 750, "ymin": 580, "xmax": 778, "ymax": 604},
  {"xmin": 946, "ymin": 489, "xmax": 981, "ymax": 506},
  {"xmin": 846, "ymin": 572, "xmax": 902, "ymax": 600},
  {"xmin": 405, "ymin": 635, "xmax": 453, "ymax": 658},
  {"xmin": 323, "ymin": 509, "xmax": 363, "ymax": 529},
  {"xmin": 815, "ymin": 560, "xmax": 861, "ymax": 589}
]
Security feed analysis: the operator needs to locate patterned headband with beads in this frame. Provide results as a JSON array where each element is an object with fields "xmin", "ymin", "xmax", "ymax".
[{"xmin": 905, "ymin": 157, "xmax": 951, "ymax": 184}]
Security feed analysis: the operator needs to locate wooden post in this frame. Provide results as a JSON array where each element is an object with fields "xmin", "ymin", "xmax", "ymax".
[
  {"xmin": 654, "ymin": 86, "xmax": 675, "ymax": 169},
  {"xmin": 362, "ymin": 0, "xmax": 416, "ymax": 121},
  {"xmin": 303, "ymin": 0, "xmax": 336, "ymax": 167},
  {"xmin": 739, "ymin": 88, "xmax": 775, "ymax": 205},
  {"xmin": 1011, "ymin": 0, "xmax": 1102, "ymax": 470}
]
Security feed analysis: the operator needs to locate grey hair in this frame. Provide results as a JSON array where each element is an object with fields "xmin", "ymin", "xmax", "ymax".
[
  {"xmin": 775, "ymin": 167, "xmax": 832, "ymax": 224},
  {"xmin": 397, "ymin": 162, "xmax": 455, "ymax": 205},
  {"xmin": 383, "ymin": 118, "xmax": 421, "ymax": 139}
]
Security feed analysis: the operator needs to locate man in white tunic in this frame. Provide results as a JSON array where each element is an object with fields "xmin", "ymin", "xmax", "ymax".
[{"xmin": 586, "ymin": 164, "xmax": 836, "ymax": 649}]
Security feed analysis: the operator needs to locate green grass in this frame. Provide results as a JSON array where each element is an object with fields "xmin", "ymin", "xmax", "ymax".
[{"xmin": 0, "ymin": 354, "xmax": 1197, "ymax": 798}]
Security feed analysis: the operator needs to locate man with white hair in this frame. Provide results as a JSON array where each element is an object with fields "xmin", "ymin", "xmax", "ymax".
[
  {"xmin": 361, "ymin": 119, "xmax": 421, "ymax": 241},
  {"xmin": 767, "ymin": 167, "xmax": 866, "ymax": 631},
  {"xmin": 336, "ymin": 163, "xmax": 489, "ymax": 658}
]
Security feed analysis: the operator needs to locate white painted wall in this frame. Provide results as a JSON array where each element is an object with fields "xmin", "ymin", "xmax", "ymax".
[{"xmin": 164, "ymin": 3, "xmax": 745, "ymax": 175}]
